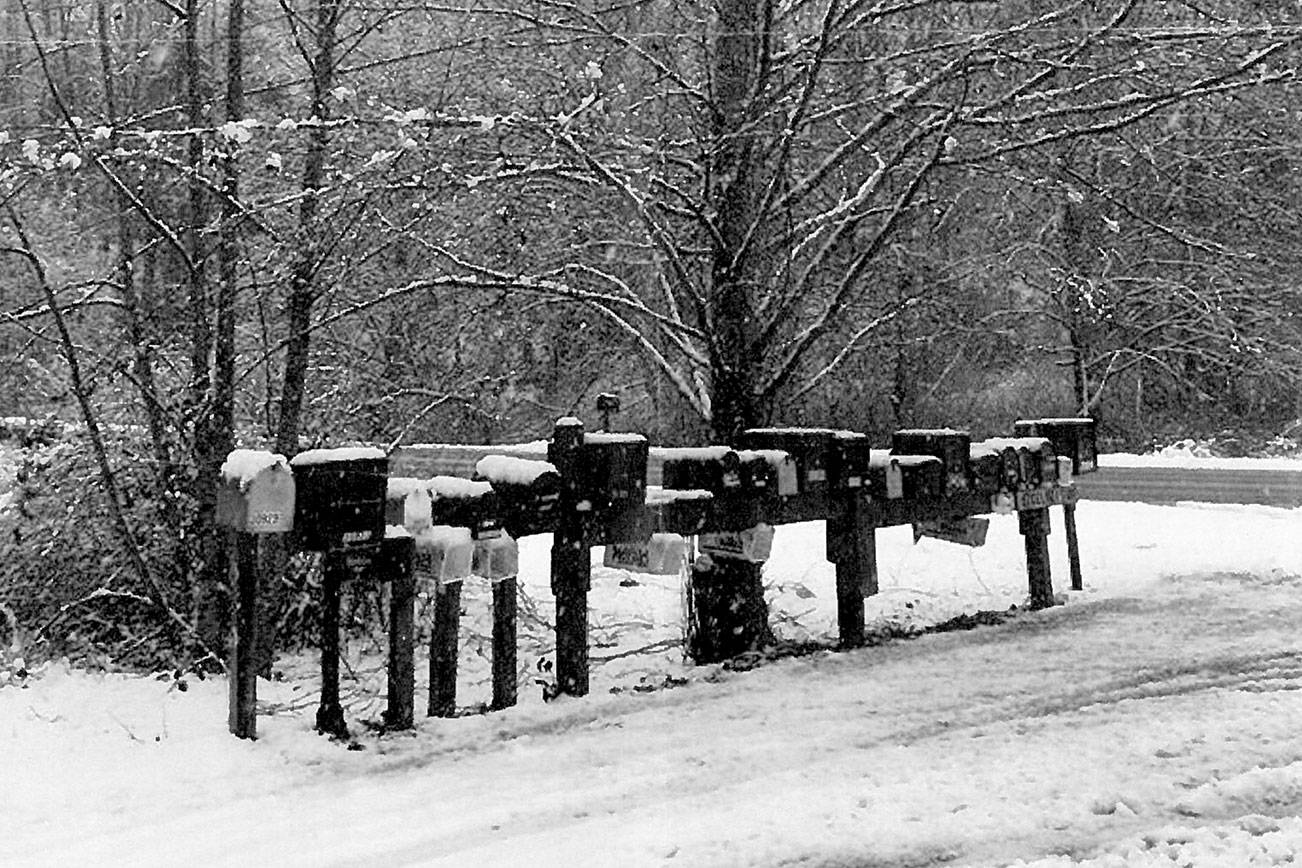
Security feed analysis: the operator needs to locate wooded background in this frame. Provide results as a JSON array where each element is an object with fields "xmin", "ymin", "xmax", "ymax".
[{"xmin": 0, "ymin": 0, "xmax": 1299, "ymax": 664}]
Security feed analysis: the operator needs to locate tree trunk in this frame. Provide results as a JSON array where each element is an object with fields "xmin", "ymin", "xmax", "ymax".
[
  {"xmin": 274, "ymin": 0, "xmax": 340, "ymax": 456},
  {"xmin": 697, "ymin": 0, "xmax": 775, "ymax": 660},
  {"xmin": 181, "ymin": 0, "xmax": 227, "ymax": 652},
  {"xmin": 707, "ymin": 0, "xmax": 772, "ymax": 445},
  {"xmin": 216, "ymin": 0, "xmax": 246, "ymax": 661}
]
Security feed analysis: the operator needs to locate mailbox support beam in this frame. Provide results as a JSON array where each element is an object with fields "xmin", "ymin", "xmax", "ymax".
[
  {"xmin": 551, "ymin": 541, "xmax": 590, "ymax": 697},
  {"xmin": 316, "ymin": 551, "xmax": 349, "ymax": 737},
  {"xmin": 491, "ymin": 576, "xmax": 518, "ymax": 710},
  {"xmin": 1018, "ymin": 507, "xmax": 1055, "ymax": 609},
  {"xmin": 383, "ymin": 536, "xmax": 416, "ymax": 730},
  {"xmin": 428, "ymin": 580, "xmax": 462, "ymax": 717},
  {"xmin": 550, "ymin": 418, "xmax": 591, "ymax": 698},
  {"xmin": 828, "ymin": 497, "xmax": 878, "ymax": 649},
  {"xmin": 1063, "ymin": 503, "xmax": 1083, "ymax": 592},
  {"xmin": 228, "ymin": 531, "xmax": 260, "ymax": 739}
]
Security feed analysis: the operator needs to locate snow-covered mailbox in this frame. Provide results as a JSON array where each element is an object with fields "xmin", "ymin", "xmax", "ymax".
[
  {"xmin": 657, "ymin": 446, "xmax": 784, "ymax": 531},
  {"xmin": 217, "ymin": 450, "xmax": 295, "ymax": 534},
  {"xmin": 427, "ymin": 476, "xmax": 502, "ymax": 540},
  {"xmin": 1013, "ymin": 418, "xmax": 1098, "ymax": 475},
  {"xmin": 829, "ymin": 431, "xmax": 872, "ymax": 491},
  {"xmin": 891, "ymin": 429, "xmax": 971, "ymax": 496},
  {"xmin": 289, "ymin": 447, "xmax": 388, "ymax": 551},
  {"xmin": 737, "ymin": 428, "xmax": 834, "ymax": 496},
  {"xmin": 473, "ymin": 454, "xmax": 561, "ymax": 538},
  {"xmin": 555, "ymin": 432, "xmax": 650, "ymax": 544}
]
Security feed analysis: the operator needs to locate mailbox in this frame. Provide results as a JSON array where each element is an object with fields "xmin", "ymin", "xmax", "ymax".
[
  {"xmin": 968, "ymin": 446, "xmax": 1002, "ymax": 496},
  {"xmin": 868, "ymin": 449, "xmax": 904, "ymax": 500},
  {"xmin": 562, "ymin": 433, "xmax": 648, "ymax": 513},
  {"xmin": 1018, "ymin": 446, "xmax": 1039, "ymax": 488},
  {"xmin": 734, "ymin": 429, "xmax": 833, "ymax": 491},
  {"xmin": 1037, "ymin": 440, "xmax": 1058, "ymax": 488},
  {"xmin": 737, "ymin": 428, "xmax": 837, "ymax": 523},
  {"xmin": 1056, "ymin": 456, "xmax": 1074, "ymax": 486},
  {"xmin": 474, "ymin": 454, "xmax": 562, "ymax": 538},
  {"xmin": 893, "ymin": 454, "xmax": 944, "ymax": 501},
  {"xmin": 658, "ymin": 447, "xmax": 745, "ymax": 493},
  {"xmin": 1013, "ymin": 418, "xmax": 1098, "ymax": 474},
  {"xmin": 602, "ymin": 533, "xmax": 687, "ymax": 575},
  {"xmin": 217, "ymin": 450, "xmax": 296, "ymax": 534},
  {"xmin": 428, "ymin": 476, "xmax": 501, "ymax": 539},
  {"xmin": 386, "ymin": 477, "xmax": 432, "ymax": 531},
  {"xmin": 830, "ymin": 431, "xmax": 873, "ymax": 491},
  {"xmin": 698, "ymin": 524, "xmax": 775, "ymax": 563},
  {"xmin": 657, "ymin": 447, "xmax": 772, "ymax": 530},
  {"xmin": 290, "ymin": 448, "xmax": 387, "ymax": 551},
  {"xmin": 736, "ymin": 429, "xmax": 835, "ymax": 495},
  {"xmin": 891, "ymin": 429, "xmax": 971, "ymax": 496},
  {"xmin": 473, "ymin": 533, "xmax": 519, "ymax": 579},
  {"xmin": 413, "ymin": 525, "xmax": 475, "ymax": 584},
  {"xmin": 975, "ymin": 437, "xmax": 1050, "ymax": 492},
  {"xmin": 645, "ymin": 486, "xmax": 713, "ymax": 536}
]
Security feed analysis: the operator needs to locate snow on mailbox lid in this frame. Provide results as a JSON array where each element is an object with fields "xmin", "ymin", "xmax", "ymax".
[{"xmin": 218, "ymin": 449, "xmax": 295, "ymax": 534}]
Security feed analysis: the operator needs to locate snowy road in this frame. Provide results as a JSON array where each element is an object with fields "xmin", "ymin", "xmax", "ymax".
[{"xmin": 11, "ymin": 557, "xmax": 1302, "ymax": 867}]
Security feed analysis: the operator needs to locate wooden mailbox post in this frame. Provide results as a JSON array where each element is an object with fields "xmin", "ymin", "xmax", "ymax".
[{"xmin": 216, "ymin": 450, "xmax": 296, "ymax": 740}]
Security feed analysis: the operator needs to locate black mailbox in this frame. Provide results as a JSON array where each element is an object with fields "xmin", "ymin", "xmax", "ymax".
[
  {"xmin": 659, "ymin": 447, "xmax": 745, "ymax": 494},
  {"xmin": 968, "ymin": 447, "xmax": 1002, "ymax": 495},
  {"xmin": 1037, "ymin": 440, "xmax": 1058, "ymax": 488},
  {"xmin": 971, "ymin": 440, "xmax": 1023, "ymax": 492},
  {"xmin": 830, "ymin": 431, "xmax": 873, "ymax": 491},
  {"xmin": 891, "ymin": 429, "xmax": 970, "ymax": 496},
  {"xmin": 646, "ymin": 486, "xmax": 714, "ymax": 536},
  {"xmin": 894, "ymin": 454, "xmax": 944, "ymax": 500},
  {"xmin": 474, "ymin": 454, "xmax": 562, "ymax": 538},
  {"xmin": 567, "ymin": 433, "xmax": 649, "ymax": 515},
  {"xmin": 290, "ymin": 449, "xmax": 388, "ymax": 551},
  {"xmin": 1013, "ymin": 418, "xmax": 1098, "ymax": 474},
  {"xmin": 737, "ymin": 428, "xmax": 835, "ymax": 494},
  {"xmin": 428, "ymin": 476, "xmax": 501, "ymax": 539}
]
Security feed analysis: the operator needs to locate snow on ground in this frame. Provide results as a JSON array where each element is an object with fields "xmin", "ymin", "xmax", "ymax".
[{"xmin": 4, "ymin": 488, "xmax": 1302, "ymax": 866}]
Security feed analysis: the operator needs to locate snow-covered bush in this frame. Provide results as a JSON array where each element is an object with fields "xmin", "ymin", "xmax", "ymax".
[{"xmin": 0, "ymin": 434, "xmax": 196, "ymax": 670}]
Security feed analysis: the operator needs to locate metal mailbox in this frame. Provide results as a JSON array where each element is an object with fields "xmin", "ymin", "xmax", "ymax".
[
  {"xmin": 1013, "ymin": 418, "xmax": 1098, "ymax": 474},
  {"xmin": 427, "ymin": 476, "xmax": 501, "ymax": 539},
  {"xmin": 555, "ymin": 433, "xmax": 649, "ymax": 543},
  {"xmin": 830, "ymin": 431, "xmax": 873, "ymax": 491},
  {"xmin": 891, "ymin": 429, "xmax": 971, "ymax": 496},
  {"xmin": 217, "ymin": 450, "xmax": 296, "ymax": 534},
  {"xmin": 386, "ymin": 477, "xmax": 432, "ymax": 531},
  {"xmin": 868, "ymin": 449, "xmax": 904, "ymax": 500},
  {"xmin": 1037, "ymin": 440, "xmax": 1058, "ymax": 488},
  {"xmin": 657, "ymin": 447, "xmax": 770, "ymax": 531},
  {"xmin": 564, "ymin": 433, "xmax": 648, "ymax": 510},
  {"xmin": 473, "ymin": 454, "xmax": 562, "ymax": 538},
  {"xmin": 658, "ymin": 447, "xmax": 746, "ymax": 494},
  {"xmin": 894, "ymin": 454, "xmax": 945, "ymax": 501},
  {"xmin": 645, "ymin": 486, "xmax": 714, "ymax": 536},
  {"xmin": 968, "ymin": 447, "xmax": 1002, "ymax": 496},
  {"xmin": 290, "ymin": 449, "xmax": 387, "ymax": 551},
  {"xmin": 736, "ymin": 428, "xmax": 835, "ymax": 495}
]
